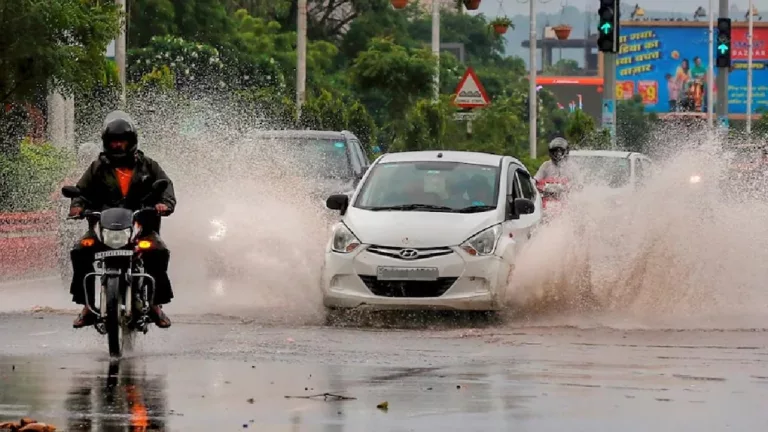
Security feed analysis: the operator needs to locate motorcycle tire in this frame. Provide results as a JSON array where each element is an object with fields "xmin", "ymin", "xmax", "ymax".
[{"xmin": 105, "ymin": 276, "xmax": 124, "ymax": 358}]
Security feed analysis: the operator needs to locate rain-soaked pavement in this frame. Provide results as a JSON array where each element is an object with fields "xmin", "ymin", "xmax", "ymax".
[{"xmin": 1, "ymin": 279, "xmax": 768, "ymax": 431}]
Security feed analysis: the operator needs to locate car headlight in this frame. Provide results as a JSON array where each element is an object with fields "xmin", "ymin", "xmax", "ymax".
[
  {"xmin": 210, "ymin": 219, "xmax": 227, "ymax": 241},
  {"xmin": 331, "ymin": 223, "xmax": 361, "ymax": 253},
  {"xmin": 102, "ymin": 228, "xmax": 132, "ymax": 249},
  {"xmin": 689, "ymin": 175, "xmax": 702, "ymax": 184},
  {"xmin": 460, "ymin": 225, "xmax": 502, "ymax": 257}
]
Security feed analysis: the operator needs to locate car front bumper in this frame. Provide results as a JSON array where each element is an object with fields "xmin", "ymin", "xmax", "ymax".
[{"xmin": 321, "ymin": 245, "xmax": 510, "ymax": 311}]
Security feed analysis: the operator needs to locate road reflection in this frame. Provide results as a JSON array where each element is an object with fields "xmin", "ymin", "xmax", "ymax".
[{"xmin": 65, "ymin": 358, "xmax": 167, "ymax": 431}]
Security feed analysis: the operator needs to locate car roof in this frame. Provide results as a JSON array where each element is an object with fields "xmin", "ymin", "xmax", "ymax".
[
  {"xmin": 377, "ymin": 150, "xmax": 519, "ymax": 167},
  {"xmin": 569, "ymin": 150, "xmax": 636, "ymax": 158},
  {"xmin": 247, "ymin": 129, "xmax": 351, "ymax": 140}
]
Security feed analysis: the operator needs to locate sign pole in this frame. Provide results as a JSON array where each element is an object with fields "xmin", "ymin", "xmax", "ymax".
[
  {"xmin": 528, "ymin": 0, "xmax": 537, "ymax": 159},
  {"xmin": 602, "ymin": 52, "xmax": 617, "ymax": 148},
  {"xmin": 746, "ymin": 0, "xmax": 754, "ymax": 137},
  {"xmin": 707, "ymin": 0, "xmax": 714, "ymax": 129}
]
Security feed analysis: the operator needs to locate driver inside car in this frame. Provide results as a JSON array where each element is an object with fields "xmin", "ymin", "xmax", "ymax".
[{"xmin": 67, "ymin": 111, "xmax": 176, "ymax": 329}]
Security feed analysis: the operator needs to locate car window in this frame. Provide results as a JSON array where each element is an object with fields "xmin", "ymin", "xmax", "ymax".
[
  {"xmin": 569, "ymin": 155, "xmax": 632, "ymax": 188},
  {"xmin": 517, "ymin": 170, "xmax": 536, "ymax": 199},
  {"xmin": 348, "ymin": 138, "xmax": 368, "ymax": 169},
  {"xmin": 507, "ymin": 163, "xmax": 518, "ymax": 197},
  {"xmin": 249, "ymin": 136, "xmax": 354, "ymax": 180},
  {"xmin": 355, "ymin": 161, "xmax": 501, "ymax": 212}
]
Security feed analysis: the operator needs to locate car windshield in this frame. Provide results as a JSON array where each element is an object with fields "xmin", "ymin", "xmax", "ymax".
[
  {"xmin": 249, "ymin": 136, "xmax": 352, "ymax": 179},
  {"xmin": 354, "ymin": 161, "xmax": 500, "ymax": 213},
  {"xmin": 569, "ymin": 155, "xmax": 631, "ymax": 188}
]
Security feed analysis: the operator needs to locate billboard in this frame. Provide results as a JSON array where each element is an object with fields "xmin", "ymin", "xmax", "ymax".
[{"xmin": 615, "ymin": 24, "xmax": 768, "ymax": 115}]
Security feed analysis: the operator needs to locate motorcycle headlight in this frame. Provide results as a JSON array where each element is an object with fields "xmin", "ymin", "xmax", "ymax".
[
  {"xmin": 101, "ymin": 228, "xmax": 132, "ymax": 249},
  {"xmin": 689, "ymin": 175, "xmax": 702, "ymax": 184},
  {"xmin": 331, "ymin": 223, "xmax": 361, "ymax": 253},
  {"xmin": 460, "ymin": 225, "xmax": 502, "ymax": 257},
  {"xmin": 210, "ymin": 219, "xmax": 227, "ymax": 241}
]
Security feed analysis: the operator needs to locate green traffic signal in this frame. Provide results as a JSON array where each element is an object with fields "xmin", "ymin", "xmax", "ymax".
[
  {"xmin": 600, "ymin": 22, "xmax": 612, "ymax": 34},
  {"xmin": 717, "ymin": 43, "xmax": 728, "ymax": 54}
]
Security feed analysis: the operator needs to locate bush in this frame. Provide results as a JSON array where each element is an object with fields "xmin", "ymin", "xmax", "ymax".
[{"xmin": 0, "ymin": 139, "xmax": 74, "ymax": 212}]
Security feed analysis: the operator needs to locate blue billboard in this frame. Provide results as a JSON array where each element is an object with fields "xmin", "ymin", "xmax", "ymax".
[{"xmin": 615, "ymin": 25, "xmax": 768, "ymax": 115}]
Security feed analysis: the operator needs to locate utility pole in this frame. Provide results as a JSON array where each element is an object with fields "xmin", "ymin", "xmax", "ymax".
[
  {"xmin": 716, "ymin": 0, "xmax": 729, "ymax": 129},
  {"xmin": 116, "ymin": 0, "xmax": 126, "ymax": 107},
  {"xmin": 432, "ymin": 0, "xmax": 440, "ymax": 102},
  {"xmin": 296, "ymin": 0, "xmax": 307, "ymax": 118},
  {"xmin": 707, "ymin": 0, "xmax": 714, "ymax": 128},
  {"xmin": 746, "ymin": 0, "xmax": 754, "ymax": 135},
  {"xmin": 529, "ymin": 0, "xmax": 537, "ymax": 159}
]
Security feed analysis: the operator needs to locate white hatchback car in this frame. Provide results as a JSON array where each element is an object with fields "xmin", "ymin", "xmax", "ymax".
[{"xmin": 320, "ymin": 150, "xmax": 541, "ymax": 312}]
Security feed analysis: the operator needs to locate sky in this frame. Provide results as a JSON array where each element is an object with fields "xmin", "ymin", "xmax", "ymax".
[{"xmin": 469, "ymin": 0, "xmax": 762, "ymax": 15}]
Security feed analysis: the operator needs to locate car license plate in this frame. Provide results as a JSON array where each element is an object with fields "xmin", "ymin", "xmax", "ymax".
[
  {"xmin": 377, "ymin": 266, "xmax": 439, "ymax": 281},
  {"xmin": 95, "ymin": 250, "xmax": 134, "ymax": 259}
]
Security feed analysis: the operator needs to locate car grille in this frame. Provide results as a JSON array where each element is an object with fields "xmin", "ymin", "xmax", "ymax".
[
  {"xmin": 366, "ymin": 245, "xmax": 453, "ymax": 260},
  {"xmin": 359, "ymin": 276, "xmax": 457, "ymax": 298}
]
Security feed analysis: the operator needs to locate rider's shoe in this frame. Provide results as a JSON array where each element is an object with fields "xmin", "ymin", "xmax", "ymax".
[
  {"xmin": 73, "ymin": 306, "xmax": 97, "ymax": 329},
  {"xmin": 150, "ymin": 305, "xmax": 171, "ymax": 328}
]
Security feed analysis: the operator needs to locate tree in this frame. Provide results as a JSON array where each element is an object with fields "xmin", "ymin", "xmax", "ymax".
[
  {"xmin": 617, "ymin": 95, "xmax": 657, "ymax": 153},
  {"xmin": 349, "ymin": 37, "xmax": 436, "ymax": 119},
  {"xmin": 0, "ymin": 0, "xmax": 120, "ymax": 105}
]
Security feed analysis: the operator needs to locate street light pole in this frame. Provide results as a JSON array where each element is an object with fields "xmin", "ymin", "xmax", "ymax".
[
  {"xmin": 746, "ymin": 0, "xmax": 754, "ymax": 135},
  {"xmin": 432, "ymin": 0, "xmax": 440, "ymax": 102},
  {"xmin": 296, "ymin": 0, "xmax": 307, "ymax": 118},
  {"xmin": 707, "ymin": 0, "xmax": 714, "ymax": 128},
  {"xmin": 529, "ymin": 0, "xmax": 537, "ymax": 159},
  {"xmin": 116, "ymin": 0, "xmax": 126, "ymax": 107}
]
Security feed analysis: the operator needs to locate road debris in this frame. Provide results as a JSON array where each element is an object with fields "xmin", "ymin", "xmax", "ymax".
[
  {"xmin": 284, "ymin": 393, "xmax": 356, "ymax": 401},
  {"xmin": 0, "ymin": 418, "xmax": 57, "ymax": 431},
  {"xmin": 376, "ymin": 401, "xmax": 389, "ymax": 411}
]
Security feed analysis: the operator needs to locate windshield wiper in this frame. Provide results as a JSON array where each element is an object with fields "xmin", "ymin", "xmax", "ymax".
[
  {"xmin": 454, "ymin": 205, "xmax": 496, "ymax": 213},
  {"xmin": 368, "ymin": 204, "xmax": 454, "ymax": 212}
]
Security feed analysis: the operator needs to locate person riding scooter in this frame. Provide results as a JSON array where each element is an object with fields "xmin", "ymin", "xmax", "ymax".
[
  {"xmin": 534, "ymin": 137, "xmax": 577, "ymax": 186},
  {"xmin": 67, "ymin": 111, "xmax": 176, "ymax": 329}
]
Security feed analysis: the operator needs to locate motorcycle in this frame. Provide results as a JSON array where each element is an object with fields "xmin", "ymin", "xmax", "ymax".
[
  {"xmin": 537, "ymin": 177, "xmax": 571, "ymax": 222},
  {"xmin": 61, "ymin": 179, "xmax": 170, "ymax": 358}
]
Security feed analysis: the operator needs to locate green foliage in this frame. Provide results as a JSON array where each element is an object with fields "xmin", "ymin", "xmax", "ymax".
[
  {"xmin": 564, "ymin": 110, "xmax": 596, "ymax": 146},
  {"xmin": 0, "ymin": 140, "xmax": 73, "ymax": 212},
  {"xmin": 542, "ymin": 59, "xmax": 582, "ymax": 76},
  {"xmin": 490, "ymin": 16, "xmax": 513, "ymax": 27},
  {"xmin": 616, "ymin": 95, "xmax": 658, "ymax": 153},
  {"xmin": 0, "ymin": 0, "xmax": 120, "ymax": 104}
]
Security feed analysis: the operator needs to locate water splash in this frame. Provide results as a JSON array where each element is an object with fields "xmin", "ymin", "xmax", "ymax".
[{"xmin": 507, "ymin": 132, "xmax": 768, "ymax": 329}]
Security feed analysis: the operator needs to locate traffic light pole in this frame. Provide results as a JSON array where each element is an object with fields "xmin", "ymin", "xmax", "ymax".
[
  {"xmin": 602, "ymin": 53, "xmax": 617, "ymax": 148},
  {"xmin": 716, "ymin": 0, "xmax": 729, "ymax": 129}
]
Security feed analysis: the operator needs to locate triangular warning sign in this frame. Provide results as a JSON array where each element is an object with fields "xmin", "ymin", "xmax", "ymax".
[{"xmin": 452, "ymin": 67, "xmax": 490, "ymax": 108}]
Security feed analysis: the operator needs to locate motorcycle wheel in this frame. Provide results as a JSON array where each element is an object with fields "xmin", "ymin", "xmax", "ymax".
[{"xmin": 105, "ymin": 276, "xmax": 124, "ymax": 358}]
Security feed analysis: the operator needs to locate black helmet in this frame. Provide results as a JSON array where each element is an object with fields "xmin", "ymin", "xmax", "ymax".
[
  {"xmin": 101, "ymin": 110, "xmax": 138, "ymax": 166},
  {"xmin": 548, "ymin": 137, "xmax": 569, "ymax": 165}
]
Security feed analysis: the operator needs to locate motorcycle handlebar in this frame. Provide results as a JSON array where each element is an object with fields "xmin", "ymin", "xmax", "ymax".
[{"xmin": 66, "ymin": 207, "xmax": 169, "ymax": 221}]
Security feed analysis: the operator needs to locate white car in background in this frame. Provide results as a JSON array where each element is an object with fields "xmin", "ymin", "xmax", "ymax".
[
  {"xmin": 568, "ymin": 150, "xmax": 654, "ymax": 193},
  {"xmin": 321, "ymin": 150, "xmax": 541, "ymax": 314}
]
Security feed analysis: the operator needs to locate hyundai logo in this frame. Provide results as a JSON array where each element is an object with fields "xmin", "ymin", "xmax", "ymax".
[{"xmin": 399, "ymin": 249, "xmax": 419, "ymax": 259}]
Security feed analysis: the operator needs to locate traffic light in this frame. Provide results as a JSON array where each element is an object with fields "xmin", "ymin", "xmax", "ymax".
[
  {"xmin": 716, "ymin": 18, "xmax": 731, "ymax": 68},
  {"xmin": 597, "ymin": 0, "xmax": 620, "ymax": 53}
]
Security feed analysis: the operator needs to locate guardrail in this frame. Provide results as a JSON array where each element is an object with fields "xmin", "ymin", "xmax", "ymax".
[{"xmin": 0, "ymin": 211, "xmax": 59, "ymax": 279}]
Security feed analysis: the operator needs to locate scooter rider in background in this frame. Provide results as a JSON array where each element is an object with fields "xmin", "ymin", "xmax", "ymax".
[
  {"xmin": 67, "ymin": 111, "xmax": 176, "ymax": 330},
  {"xmin": 534, "ymin": 137, "xmax": 578, "ymax": 189}
]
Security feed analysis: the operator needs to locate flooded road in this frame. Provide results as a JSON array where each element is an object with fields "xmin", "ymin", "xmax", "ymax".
[{"xmin": 1, "ymin": 309, "xmax": 767, "ymax": 431}]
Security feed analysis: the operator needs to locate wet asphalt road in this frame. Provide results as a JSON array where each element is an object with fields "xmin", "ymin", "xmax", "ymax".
[{"xmin": 1, "ymin": 279, "xmax": 768, "ymax": 431}]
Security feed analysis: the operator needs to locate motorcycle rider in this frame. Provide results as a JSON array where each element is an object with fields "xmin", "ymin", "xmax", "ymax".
[
  {"xmin": 534, "ymin": 137, "xmax": 578, "ymax": 188},
  {"xmin": 67, "ymin": 111, "xmax": 176, "ymax": 329}
]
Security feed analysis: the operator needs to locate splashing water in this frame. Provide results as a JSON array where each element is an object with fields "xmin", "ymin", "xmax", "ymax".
[
  {"xmin": 117, "ymin": 92, "xmax": 332, "ymax": 323},
  {"xmin": 508, "ymin": 132, "xmax": 768, "ymax": 330}
]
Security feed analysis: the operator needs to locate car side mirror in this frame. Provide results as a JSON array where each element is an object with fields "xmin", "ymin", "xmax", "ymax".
[
  {"xmin": 61, "ymin": 186, "xmax": 81, "ymax": 199},
  {"xmin": 326, "ymin": 194, "xmax": 350, "ymax": 215},
  {"xmin": 506, "ymin": 196, "xmax": 535, "ymax": 220}
]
